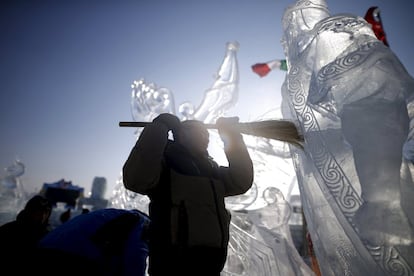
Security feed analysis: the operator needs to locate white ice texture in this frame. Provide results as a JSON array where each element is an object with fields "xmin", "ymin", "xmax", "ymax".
[
  {"xmin": 0, "ymin": 160, "xmax": 26, "ymax": 225},
  {"xmin": 281, "ymin": 0, "xmax": 414, "ymax": 275}
]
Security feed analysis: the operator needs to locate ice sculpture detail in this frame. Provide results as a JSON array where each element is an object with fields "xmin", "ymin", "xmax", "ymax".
[
  {"xmin": 130, "ymin": 41, "xmax": 240, "ymax": 125},
  {"xmin": 0, "ymin": 159, "xmax": 26, "ymax": 225},
  {"xmin": 281, "ymin": 0, "xmax": 414, "ymax": 275},
  {"xmin": 224, "ymin": 187, "xmax": 313, "ymax": 275},
  {"xmin": 192, "ymin": 41, "xmax": 240, "ymax": 123},
  {"xmin": 111, "ymin": 42, "xmax": 314, "ymax": 275},
  {"xmin": 0, "ymin": 159, "xmax": 25, "ymax": 199},
  {"xmin": 130, "ymin": 79, "xmax": 176, "ymax": 124}
]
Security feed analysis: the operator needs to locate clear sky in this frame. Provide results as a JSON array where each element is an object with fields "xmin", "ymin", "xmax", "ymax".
[{"xmin": 1, "ymin": 0, "xmax": 413, "ymax": 198}]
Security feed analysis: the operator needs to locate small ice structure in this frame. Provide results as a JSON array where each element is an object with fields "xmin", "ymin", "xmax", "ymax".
[{"xmin": 0, "ymin": 159, "xmax": 26, "ymax": 225}]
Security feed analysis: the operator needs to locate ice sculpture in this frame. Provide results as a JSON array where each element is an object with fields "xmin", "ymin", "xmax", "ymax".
[
  {"xmin": 111, "ymin": 41, "xmax": 314, "ymax": 275},
  {"xmin": 280, "ymin": 0, "xmax": 414, "ymax": 274},
  {"xmin": 0, "ymin": 159, "xmax": 26, "ymax": 225},
  {"xmin": 191, "ymin": 41, "xmax": 239, "ymax": 123},
  {"xmin": 130, "ymin": 41, "xmax": 239, "ymax": 125},
  {"xmin": 0, "ymin": 159, "xmax": 24, "ymax": 192},
  {"xmin": 224, "ymin": 187, "xmax": 313, "ymax": 276}
]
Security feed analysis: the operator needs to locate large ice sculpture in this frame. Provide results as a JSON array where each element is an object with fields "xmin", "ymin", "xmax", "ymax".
[
  {"xmin": 111, "ymin": 42, "xmax": 314, "ymax": 275},
  {"xmin": 280, "ymin": 0, "xmax": 414, "ymax": 274}
]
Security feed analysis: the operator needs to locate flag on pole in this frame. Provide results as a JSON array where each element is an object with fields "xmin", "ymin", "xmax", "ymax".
[
  {"xmin": 251, "ymin": 59, "xmax": 287, "ymax": 77},
  {"xmin": 364, "ymin": 6, "xmax": 389, "ymax": 47}
]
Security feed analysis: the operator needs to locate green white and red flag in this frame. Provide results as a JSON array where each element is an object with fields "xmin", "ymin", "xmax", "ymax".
[{"xmin": 251, "ymin": 59, "xmax": 287, "ymax": 77}]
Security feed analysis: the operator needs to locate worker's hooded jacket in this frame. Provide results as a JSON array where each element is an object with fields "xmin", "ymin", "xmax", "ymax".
[{"xmin": 122, "ymin": 121, "xmax": 254, "ymax": 251}]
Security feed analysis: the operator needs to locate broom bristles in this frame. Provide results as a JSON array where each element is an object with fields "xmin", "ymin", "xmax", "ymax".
[
  {"xmin": 119, "ymin": 120, "xmax": 304, "ymax": 148},
  {"xmin": 236, "ymin": 120, "xmax": 304, "ymax": 149}
]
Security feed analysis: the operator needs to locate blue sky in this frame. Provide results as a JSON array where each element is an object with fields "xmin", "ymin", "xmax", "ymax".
[{"xmin": 1, "ymin": 0, "xmax": 413, "ymax": 198}]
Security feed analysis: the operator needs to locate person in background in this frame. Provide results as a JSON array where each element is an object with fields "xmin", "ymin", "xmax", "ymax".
[
  {"xmin": 59, "ymin": 208, "xmax": 71, "ymax": 224},
  {"xmin": 122, "ymin": 113, "xmax": 254, "ymax": 276},
  {"xmin": 0, "ymin": 194, "xmax": 52, "ymax": 272}
]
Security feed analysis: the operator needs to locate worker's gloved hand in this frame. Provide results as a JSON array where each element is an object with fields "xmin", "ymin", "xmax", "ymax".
[
  {"xmin": 216, "ymin": 117, "xmax": 239, "ymax": 136},
  {"xmin": 153, "ymin": 113, "xmax": 181, "ymax": 133}
]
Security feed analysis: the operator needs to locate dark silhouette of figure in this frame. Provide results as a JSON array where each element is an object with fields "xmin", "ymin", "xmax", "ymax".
[
  {"xmin": 81, "ymin": 208, "xmax": 90, "ymax": 214},
  {"xmin": 123, "ymin": 113, "xmax": 254, "ymax": 276},
  {"xmin": 59, "ymin": 208, "xmax": 71, "ymax": 224},
  {"xmin": 0, "ymin": 194, "xmax": 52, "ymax": 272}
]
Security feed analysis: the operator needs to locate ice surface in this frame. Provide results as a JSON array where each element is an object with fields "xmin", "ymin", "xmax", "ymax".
[{"xmin": 281, "ymin": 0, "xmax": 414, "ymax": 275}]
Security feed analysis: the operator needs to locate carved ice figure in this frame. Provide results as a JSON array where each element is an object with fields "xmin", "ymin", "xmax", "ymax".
[
  {"xmin": 130, "ymin": 79, "xmax": 176, "ymax": 124},
  {"xmin": 223, "ymin": 187, "xmax": 314, "ymax": 276},
  {"xmin": 0, "ymin": 159, "xmax": 26, "ymax": 225},
  {"xmin": 0, "ymin": 159, "xmax": 25, "ymax": 197},
  {"xmin": 129, "ymin": 41, "xmax": 239, "ymax": 125},
  {"xmin": 191, "ymin": 41, "xmax": 239, "ymax": 123},
  {"xmin": 1, "ymin": 158, "xmax": 24, "ymax": 182},
  {"xmin": 281, "ymin": 0, "xmax": 414, "ymax": 274}
]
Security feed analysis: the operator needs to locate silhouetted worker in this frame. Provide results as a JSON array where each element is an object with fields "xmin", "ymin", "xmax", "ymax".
[
  {"xmin": 0, "ymin": 194, "xmax": 52, "ymax": 272},
  {"xmin": 123, "ymin": 113, "xmax": 254, "ymax": 276}
]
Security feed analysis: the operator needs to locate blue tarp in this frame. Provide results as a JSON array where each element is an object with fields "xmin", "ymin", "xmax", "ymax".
[{"xmin": 39, "ymin": 208, "xmax": 150, "ymax": 276}]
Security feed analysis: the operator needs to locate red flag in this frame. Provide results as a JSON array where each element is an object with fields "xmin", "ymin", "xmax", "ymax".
[
  {"xmin": 252, "ymin": 63, "xmax": 272, "ymax": 77},
  {"xmin": 364, "ymin": 6, "xmax": 389, "ymax": 47}
]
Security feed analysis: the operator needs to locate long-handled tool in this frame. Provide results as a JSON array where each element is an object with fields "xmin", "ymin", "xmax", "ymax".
[{"xmin": 119, "ymin": 120, "xmax": 304, "ymax": 148}]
